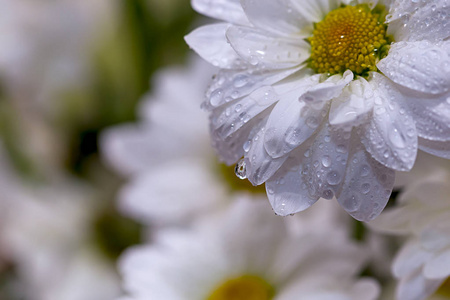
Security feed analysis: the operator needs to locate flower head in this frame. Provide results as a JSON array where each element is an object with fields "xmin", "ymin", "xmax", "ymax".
[
  {"xmin": 119, "ymin": 197, "xmax": 379, "ymax": 300},
  {"xmin": 185, "ymin": 0, "xmax": 450, "ymax": 221},
  {"xmin": 370, "ymin": 170, "xmax": 450, "ymax": 300}
]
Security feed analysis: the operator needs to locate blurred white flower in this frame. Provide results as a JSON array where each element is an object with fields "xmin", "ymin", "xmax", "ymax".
[
  {"xmin": 369, "ymin": 170, "xmax": 450, "ymax": 300},
  {"xmin": 0, "ymin": 0, "xmax": 116, "ymax": 105},
  {"xmin": 101, "ymin": 58, "xmax": 231, "ymax": 226},
  {"xmin": 119, "ymin": 196, "xmax": 379, "ymax": 300},
  {"xmin": 0, "ymin": 147, "xmax": 120, "ymax": 300},
  {"xmin": 185, "ymin": 0, "xmax": 450, "ymax": 221},
  {"xmin": 101, "ymin": 57, "xmax": 353, "ymax": 231}
]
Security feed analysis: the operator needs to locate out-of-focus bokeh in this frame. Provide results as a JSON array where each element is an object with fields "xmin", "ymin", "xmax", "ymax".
[{"xmin": 0, "ymin": 0, "xmax": 197, "ymax": 299}]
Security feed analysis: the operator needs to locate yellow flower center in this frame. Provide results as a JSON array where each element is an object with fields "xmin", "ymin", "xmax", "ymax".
[
  {"xmin": 308, "ymin": 4, "xmax": 391, "ymax": 76},
  {"xmin": 207, "ymin": 275, "xmax": 275, "ymax": 300},
  {"xmin": 436, "ymin": 277, "xmax": 450, "ymax": 297}
]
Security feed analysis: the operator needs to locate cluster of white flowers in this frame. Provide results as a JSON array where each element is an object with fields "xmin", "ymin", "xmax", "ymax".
[
  {"xmin": 102, "ymin": 0, "xmax": 450, "ymax": 299},
  {"xmin": 0, "ymin": 0, "xmax": 449, "ymax": 299}
]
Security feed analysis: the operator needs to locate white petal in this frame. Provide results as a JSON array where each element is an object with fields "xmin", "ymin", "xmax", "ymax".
[
  {"xmin": 424, "ymin": 249, "xmax": 450, "ymax": 279},
  {"xmin": 211, "ymin": 86, "xmax": 279, "ymax": 139},
  {"xmin": 211, "ymin": 115, "xmax": 262, "ymax": 164},
  {"xmin": 367, "ymin": 206, "xmax": 416, "ymax": 235},
  {"xmin": 329, "ymin": 77, "xmax": 374, "ymax": 128},
  {"xmin": 360, "ymin": 73, "xmax": 418, "ymax": 171},
  {"xmin": 205, "ymin": 66, "xmax": 302, "ymax": 108},
  {"xmin": 300, "ymin": 123, "xmax": 351, "ymax": 200},
  {"xmin": 263, "ymin": 75, "xmax": 326, "ymax": 158},
  {"xmin": 392, "ymin": 239, "xmax": 433, "ymax": 278},
  {"xmin": 185, "ymin": 24, "xmax": 245, "ymax": 69},
  {"xmin": 226, "ymin": 25, "xmax": 310, "ymax": 69},
  {"xmin": 192, "ymin": 0, "xmax": 250, "ymax": 25},
  {"xmin": 386, "ymin": 0, "xmax": 450, "ymax": 42},
  {"xmin": 419, "ymin": 213, "xmax": 450, "ymax": 252},
  {"xmin": 299, "ymin": 70, "xmax": 354, "ymax": 109},
  {"xmin": 419, "ymin": 138, "xmax": 450, "ymax": 159},
  {"xmin": 396, "ymin": 269, "xmax": 443, "ymax": 300},
  {"xmin": 405, "ymin": 91, "xmax": 450, "ymax": 142},
  {"xmin": 349, "ymin": 278, "xmax": 380, "ymax": 300},
  {"xmin": 245, "ymin": 124, "xmax": 288, "ymax": 185},
  {"xmin": 240, "ymin": 0, "xmax": 312, "ymax": 36},
  {"xmin": 290, "ymin": 0, "xmax": 341, "ymax": 23},
  {"xmin": 118, "ymin": 160, "xmax": 226, "ymax": 225},
  {"xmin": 265, "ymin": 151, "xmax": 319, "ymax": 216},
  {"xmin": 337, "ymin": 141, "xmax": 395, "ymax": 221},
  {"xmin": 377, "ymin": 41, "xmax": 450, "ymax": 95}
]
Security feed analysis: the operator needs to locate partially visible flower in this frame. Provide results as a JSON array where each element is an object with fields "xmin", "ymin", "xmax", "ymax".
[
  {"xmin": 101, "ymin": 58, "xmax": 230, "ymax": 226},
  {"xmin": 185, "ymin": 0, "xmax": 450, "ymax": 221},
  {"xmin": 369, "ymin": 170, "xmax": 450, "ymax": 300},
  {"xmin": 119, "ymin": 196, "xmax": 380, "ymax": 300},
  {"xmin": 0, "ymin": 0, "xmax": 116, "ymax": 105},
  {"xmin": 0, "ymin": 147, "xmax": 120, "ymax": 300}
]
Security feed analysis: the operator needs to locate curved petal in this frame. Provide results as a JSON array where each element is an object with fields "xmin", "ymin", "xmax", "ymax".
[
  {"xmin": 386, "ymin": 0, "xmax": 450, "ymax": 42},
  {"xmin": 192, "ymin": 0, "xmax": 250, "ymax": 25},
  {"xmin": 211, "ymin": 114, "xmax": 265, "ymax": 164},
  {"xmin": 299, "ymin": 70, "xmax": 354, "ymax": 109},
  {"xmin": 185, "ymin": 23, "xmax": 245, "ymax": 69},
  {"xmin": 419, "ymin": 137, "xmax": 450, "ymax": 159},
  {"xmin": 360, "ymin": 73, "xmax": 418, "ymax": 171},
  {"xmin": 392, "ymin": 239, "xmax": 434, "ymax": 278},
  {"xmin": 377, "ymin": 41, "xmax": 450, "ymax": 95},
  {"xmin": 263, "ymin": 75, "xmax": 325, "ymax": 158},
  {"xmin": 211, "ymin": 86, "xmax": 279, "ymax": 139},
  {"xmin": 265, "ymin": 148, "xmax": 319, "ymax": 216},
  {"xmin": 300, "ymin": 123, "xmax": 352, "ymax": 200},
  {"xmin": 226, "ymin": 25, "xmax": 310, "ymax": 69},
  {"xmin": 204, "ymin": 66, "xmax": 302, "ymax": 109},
  {"xmin": 240, "ymin": 0, "xmax": 312, "ymax": 36},
  {"xmin": 118, "ymin": 160, "xmax": 226, "ymax": 225},
  {"xmin": 405, "ymin": 91, "xmax": 450, "ymax": 142},
  {"xmin": 244, "ymin": 124, "xmax": 289, "ymax": 185},
  {"xmin": 291, "ymin": 0, "xmax": 341, "ymax": 23},
  {"xmin": 337, "ymin": 141, "xmax": 395, "ymax": 222},
  {"xmin": 329, "ymin": 77, "xmax": 374, "ymax": 129},
  {"xmin": 423, "ymin": 250, "xmax": 450, "ymax": 279},
  {"xmin": 396, "ymin": 269, "xmax": 443, "ymax": 300}
]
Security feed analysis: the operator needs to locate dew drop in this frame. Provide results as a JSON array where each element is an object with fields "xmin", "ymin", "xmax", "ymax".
[
  {"xmin": 360, "ymin": 164, "xmax": 370, "ymax": 177},
  {"xmin": 361, "ymin": 183, "xmax": 371, "ymax": 194},
  {"xmin": 234, "ymin": 158, "xmax": 247, "ymax": 179},
  {"xmin": 321, "ymin": 155, "xmax": 331, "ymax": 167},
  {"xmin": 326, "ymin": 170, "xmax": 341, "ymax": 185},
  {"xmin": 233, "ymin": 75, "xmax": 249, "ymax": 88},
  {"xmin": 243, "ymin": 140, "xmax": 252, "ymax": 152}
]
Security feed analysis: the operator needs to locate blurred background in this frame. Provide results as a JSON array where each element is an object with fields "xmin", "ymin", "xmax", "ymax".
[{"xmin": 0, "ymin": 0, "xmax": 199, "ymax": 298}]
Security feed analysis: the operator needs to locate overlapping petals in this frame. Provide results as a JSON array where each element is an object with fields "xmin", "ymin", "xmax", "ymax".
[{"xmin": 186, "ymin": 0, "xmax": 450, "ymax": 221}]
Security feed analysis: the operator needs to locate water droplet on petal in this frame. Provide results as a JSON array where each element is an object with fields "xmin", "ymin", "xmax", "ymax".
[
  {"xmin": 235, "ymin": 159, "xmax": 247, "ymax": 179},
  {"xmin": 321, "ymin": 155, "xmax": 331, "ymax": 167},
  {"xmin": 326, "ymin": 170, "xmax": 341, "ymax": 185}
]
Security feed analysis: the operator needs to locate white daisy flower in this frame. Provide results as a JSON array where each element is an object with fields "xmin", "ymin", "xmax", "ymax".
[
  {"xmin": 369, "ymin": 170, "xmax": 450, "ymax": 300},
  {"xmin": 0, "ymin": 147, "xmax": 120, "ymax": 300},
  {"xmin": 185, "ymin": 0, "xmax": 450, "ymax": 221},
  {"xmin": 101, "ymin": 57, "xmax": 351, "ymax": 231},
  {"xmin": 0, "ymin": 0, "xmax": 116, "ymax": 105},
  {"xmin": 119, "ymin": 196, "xmax": 380, "ymax": 300},
  {"xmin": 101, "ymin": 58, "xmax": 235, "ymax": 226}
]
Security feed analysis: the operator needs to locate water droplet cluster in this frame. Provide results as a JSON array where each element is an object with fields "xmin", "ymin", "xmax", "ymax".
[{"xmin": 308, "ymin": 4, "xmax": 391, "ymax": 75}]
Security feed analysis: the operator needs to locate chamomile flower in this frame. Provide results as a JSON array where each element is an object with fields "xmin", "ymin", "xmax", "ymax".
[
  {"xmin": 119, "ymin": 196, "xmax": 379, "ymax": 300},
  {"xmin": 185, "ymin": 0, "xmax": 450, "ymax": 221},
  {"xmin": 101, "ymin": 58, "xmax": 351, "ymax": 231},
  {"xmin": 369, "ymin": 170, "xmax": 450, "ymax": 300}
]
